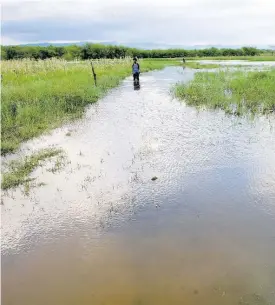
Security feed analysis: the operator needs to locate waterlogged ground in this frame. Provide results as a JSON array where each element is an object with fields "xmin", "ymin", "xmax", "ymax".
[
  {"xmin": 194, "ymin": 59, "xmax": 275, "ymax": 67},
  {"xmin": 2, "ymin": 65, "xmax": 275, "ymax": 305}
]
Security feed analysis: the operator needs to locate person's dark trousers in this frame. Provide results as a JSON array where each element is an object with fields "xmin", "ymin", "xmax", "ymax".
[{"xmin": 133, "ymin": 72, "xmax": 139, "ymax": 81}]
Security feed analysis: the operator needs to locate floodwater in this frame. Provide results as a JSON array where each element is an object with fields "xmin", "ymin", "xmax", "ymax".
[
  {"xmin": 2, "ymin": 65, "xmax": 275, "ymax": 305},
  {"xmin": 195, "ymin": 59, "xmax": 275, "ymax": 67}
]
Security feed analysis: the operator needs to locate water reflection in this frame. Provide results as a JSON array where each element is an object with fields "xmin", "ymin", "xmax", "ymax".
[{"xmin": 133, "ymin": 81, "xmax": 141, "ymax": 90}]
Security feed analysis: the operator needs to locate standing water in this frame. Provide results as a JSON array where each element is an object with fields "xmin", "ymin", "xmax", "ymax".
[{"xmin": 2, "ymin": 66, "xmax": 275, "ymax": 305}]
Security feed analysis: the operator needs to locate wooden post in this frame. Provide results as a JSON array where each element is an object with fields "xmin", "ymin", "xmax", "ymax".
[{"xmin": 90, "ymin": 61, "xmax": 97, "ymax": 86}]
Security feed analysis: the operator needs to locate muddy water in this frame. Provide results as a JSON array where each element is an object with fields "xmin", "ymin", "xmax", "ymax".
[{"xmin": 2, "ymin": 66, "xmax": 275, "ymax": 305}]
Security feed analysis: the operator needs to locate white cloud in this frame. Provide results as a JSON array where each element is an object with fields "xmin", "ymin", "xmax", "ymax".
[{"xmin": 2, "ymin": 0, "xmax": 275, "ymax": 45}]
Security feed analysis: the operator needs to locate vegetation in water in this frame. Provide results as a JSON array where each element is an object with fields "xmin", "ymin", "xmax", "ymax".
[
  {"xmin": 174, "ymin": 69, "xmax": 275, "ymax": 116},
  {"xmin": 1, "ymin": 58, "xmax": 177, "ymax": 155},
  {"xmin": 1, "ymin": 148, "xmax": 62, "ymax": 190}
]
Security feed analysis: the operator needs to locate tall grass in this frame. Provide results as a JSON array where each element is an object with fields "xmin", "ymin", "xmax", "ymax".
[
  {"xmin": 1, "ymin": 58, "xmax": 177, "ymax": 155},
  {"xmin": 174, "ymin": 69, "xmax": 275, "ymax": 116}
]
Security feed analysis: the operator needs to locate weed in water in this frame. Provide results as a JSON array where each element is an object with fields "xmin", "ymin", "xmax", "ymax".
[
  {"xmin": 2, "ymin": 148, "xmax": 62, "ymax": 190},
  {"xmin": 47, "ymin": 153, "xmax": 67, "ymax": 173},
  {"xmin": 23, "ymin": 181, "xmax": 31, "ymax": 196}
]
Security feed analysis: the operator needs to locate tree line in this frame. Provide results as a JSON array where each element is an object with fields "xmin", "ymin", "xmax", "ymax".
[{"xmin": 1, "ymin": 44, "xmax": 266, "ymax": 60}]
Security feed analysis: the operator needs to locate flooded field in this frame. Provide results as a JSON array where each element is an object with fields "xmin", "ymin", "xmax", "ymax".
[
  {"xmin": 2, "ymin": 65, "xmax": 275, "ymax": 305},
  {"xmin": 194, "ymin": 59, "xmax": 275, "ymax": 67}
]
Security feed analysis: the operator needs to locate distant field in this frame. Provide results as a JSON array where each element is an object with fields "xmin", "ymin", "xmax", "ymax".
[
  {"xmin": 186, "ymin": 56, "xmax": 275, "ymax": 61},
  {"xmin": 2, "ymin": 56, "xmax": 274, "ymax": 156},
  {"xmin": 143, "ymin": 56, "xmax": 275, "ymax": 62},
  {"xmin": 1, "ymin": 58, "xmax": 178, "ymax": 155}
]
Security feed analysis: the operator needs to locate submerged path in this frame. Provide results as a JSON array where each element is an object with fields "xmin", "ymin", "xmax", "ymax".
[{"xmin": 2, "ymin": 66, "xmax": 275, "ymax": 305}]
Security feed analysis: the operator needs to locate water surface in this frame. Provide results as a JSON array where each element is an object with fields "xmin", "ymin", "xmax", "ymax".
[
  {"xmin": 195, "ymin": 59, "xmax": 275, "ymax": 67},
  {"xmin": 2, "ymin": 65, "xmax": 275, "ymax": 305}
]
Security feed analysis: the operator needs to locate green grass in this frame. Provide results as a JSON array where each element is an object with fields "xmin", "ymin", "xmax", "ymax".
[
  {"xmin": 174, "ymin": 68, "xmax": 275, "ymax": 116},
  {"xmin": 1, "ymin": 148, "xmax": 62, "ymax": 190},
  {"xmin": 1, "ymin": 58, "xmax": 179, "ymax": 155},
  {"xmin": 186, "ymin": 56, "xmax": 275, "ymax": 61},
  {"xmin": 46, "ymin": 153, "xmax": 68, "ymax": 173},
  {"xmin": 142, "ymin": 58, "xmax": 179, "ymax": 67},
  {"xmin": 184, "ymin": 62, "xmax": 220, "ymax": 69}
]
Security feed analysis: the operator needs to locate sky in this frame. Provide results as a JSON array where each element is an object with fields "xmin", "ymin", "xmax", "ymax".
[{"xmin": 1, "ymin": 0, "xmax": 275, "ymax": 46}]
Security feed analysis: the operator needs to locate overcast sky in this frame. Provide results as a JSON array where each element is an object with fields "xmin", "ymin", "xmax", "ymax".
[{"xmin": 1, "ymin": 0, "xmax": 275, "ymax": 46}]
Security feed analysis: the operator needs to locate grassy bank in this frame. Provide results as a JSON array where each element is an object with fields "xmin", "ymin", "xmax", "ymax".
[
  {"xmin": 186, "ymin": 56, "xmax": 275, "ymax": 61},
  {"xmin": 1, "ymin": 58, "xmax": 178, "ymax": 155},
  {"xmin": 174, "ymin": 69, "xmax": 275, "ymax": 116}
]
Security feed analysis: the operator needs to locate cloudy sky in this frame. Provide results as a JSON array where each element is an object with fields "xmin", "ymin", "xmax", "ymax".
[{"xmin": 1, "ymin": 0, "xmax": 275, "ymax": 46}]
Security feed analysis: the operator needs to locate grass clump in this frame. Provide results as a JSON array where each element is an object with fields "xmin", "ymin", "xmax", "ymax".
[
  {"xmin": 1, "ymin": 58, "xmax": 176, "ymax": 155},
  {"xmin": 47, "ymin": 153, "xmax": 68, "ymax": 173},
  {"xmin": 1, "ymin": 148, "xmax": 62, "ymax": 190},
  {"xmin": 174, "ymin": 68, "xmax": 275, "ymax": 116}
]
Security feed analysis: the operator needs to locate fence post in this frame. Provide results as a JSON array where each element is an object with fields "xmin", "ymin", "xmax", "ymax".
[{"xmin": 90, "ymin": 61, "xmax": 97, "ymax": 86}]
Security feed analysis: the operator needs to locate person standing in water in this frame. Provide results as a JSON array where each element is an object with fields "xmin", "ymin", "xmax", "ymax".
[{"xmin": 132, "ymin": 57, "xmax": 140, "ymax": 82}]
